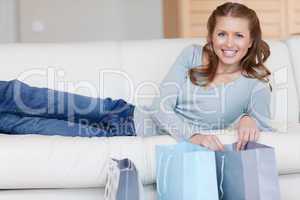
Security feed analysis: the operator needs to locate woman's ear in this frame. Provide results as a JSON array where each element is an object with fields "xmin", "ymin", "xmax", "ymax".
[
  {"xmin": 206, "ymin": 34, "xmax": 213, "ymax": 44},
  {"xmin": 248, "ymin": 39, "xmax": 253, "ymax": 48},
  {"xmin": 206, "ymin": 37, "xmax": 211, "ymax": 44}
]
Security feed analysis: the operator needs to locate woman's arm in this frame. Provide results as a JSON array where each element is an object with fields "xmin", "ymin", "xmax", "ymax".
[
  {"xmin": 150, "ymin": 45, "xmax": 198, "ymax": 140},
  {"xmin": 236, "ymin": 81, "xmax": 273, "ymax": 150},
  {"xmin": 247, "ymin": 81, "xmax": 273, "ymax": 131}
]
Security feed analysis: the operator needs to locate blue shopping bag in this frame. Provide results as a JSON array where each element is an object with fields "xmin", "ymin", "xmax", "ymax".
[
  {"xmin": 104, "ymin": 158, "xmax": 144, "ymax": 200},
  {"xmin": 156, "ymin": 141, "xmax": 219, "ymax": 200},
  {"xmin": 215, "ymin": 142, "xmax": 280, "ymax": 200}
]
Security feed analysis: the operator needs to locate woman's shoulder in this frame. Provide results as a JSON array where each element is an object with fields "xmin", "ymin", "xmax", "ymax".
[
  {"xmin": 242, "ymin": 75, "xmax": 272, "ymax": 93},
  {"xmin": 181, "ymin": 44, "xmax": 203, "ymax": 55},
  {"xmin": 179, "ymin": 44, "xmax": 204, "ymax": 67}
]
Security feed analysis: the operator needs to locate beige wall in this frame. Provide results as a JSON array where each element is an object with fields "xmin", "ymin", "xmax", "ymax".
[{"xmin": 19, "ymin": 0, "xmax": 163, "ymax": 42}]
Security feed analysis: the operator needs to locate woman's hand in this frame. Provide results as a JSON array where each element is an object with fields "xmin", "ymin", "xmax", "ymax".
[
  {"xmin": 236, "ymin": 115, "xmax": 260, "ymax": 151},
  {"xmin": 190, "ymin": 134, "xmax": 224, "ymax": 151}
]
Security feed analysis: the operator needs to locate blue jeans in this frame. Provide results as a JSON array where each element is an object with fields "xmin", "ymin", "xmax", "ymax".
[{"xmin": 0, "ymin": 80, "xmax": 136, "ymax": 137}]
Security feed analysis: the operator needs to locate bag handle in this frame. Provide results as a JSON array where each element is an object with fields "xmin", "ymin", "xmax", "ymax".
[
  {"xmin": 157, "ymin": 152, "xmax": 173, "ymax": 197},
  {"xmin": 219, "ymin": 155, "xmax": 225, "ymax": 200},
  {"xmin": 104, "ymin": 159, "xmax": 119, "ymax": 200}
]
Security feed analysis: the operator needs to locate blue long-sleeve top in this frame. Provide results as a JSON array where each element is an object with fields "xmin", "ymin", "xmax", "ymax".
[{"xmin": 147, "ymin": 44, "xmax": 272, "ymax": 140}]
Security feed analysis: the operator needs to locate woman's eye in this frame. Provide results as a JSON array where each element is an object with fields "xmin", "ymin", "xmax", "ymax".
[
  {"xmin": 236, "ymin": 34, "xmax": 244, "ymax": 38},
  {"xmin": 217, "ymin": 32, "xmax": 225, "ymax": 37}
]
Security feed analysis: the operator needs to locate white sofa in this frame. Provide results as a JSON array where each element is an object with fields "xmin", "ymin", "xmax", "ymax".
[{"xmin": 0, "ymin": 37, "xmax": 300, "ymax": 200}]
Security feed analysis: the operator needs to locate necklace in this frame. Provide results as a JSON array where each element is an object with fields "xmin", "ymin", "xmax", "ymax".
[{"xmin": 215, "ymin": 68, "xmax": 241, "ymax": 75}]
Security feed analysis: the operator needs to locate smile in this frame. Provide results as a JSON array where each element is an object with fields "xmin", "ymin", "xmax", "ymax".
[{"xmin": 222, "ymin": 49, "xmax": 238, "ymax": 57}]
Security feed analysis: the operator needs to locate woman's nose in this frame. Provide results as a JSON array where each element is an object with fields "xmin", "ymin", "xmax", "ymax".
[{"xmin": 225, "ymin": 36, "xmax": 234, "ymax": 47}]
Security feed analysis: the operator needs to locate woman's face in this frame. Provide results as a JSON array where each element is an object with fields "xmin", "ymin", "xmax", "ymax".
[{"xmin": 211, "ymin": 16, "xmax": 253, "ymax": 69}]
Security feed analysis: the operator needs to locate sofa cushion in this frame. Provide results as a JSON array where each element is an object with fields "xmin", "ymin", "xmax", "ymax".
[
  {"xmin": 0, "ymin": 177, "xmax": 299, "ymax": 200},
  {"xmin": 0, "ymin": 132, "xmax": 299, "ymax": 189},
  {"xmin": 0, "ymin": 185, "xmax": 157, "ymax": 200}
]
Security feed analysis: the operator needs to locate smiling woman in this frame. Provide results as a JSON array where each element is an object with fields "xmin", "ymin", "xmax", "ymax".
[
  {"xmin": 187, "ymin": 3, "xmax": 272, "ymax": 150},
  {"xmin": 150, "ymin": 2, "xmax": 273, "ymax": 151}
]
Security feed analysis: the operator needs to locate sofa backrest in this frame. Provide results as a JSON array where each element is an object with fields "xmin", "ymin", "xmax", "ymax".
[
  {"xmin": 0, "ymin": 42, "xmax": 124, "ymax": 99},
  {"xmin": 120, "ymin": 38, "xmax": 204, "ymax": 105},
  {"xmin": 0, "ymin": 38, "xmax": 298, "ymax": 123},
  {"xmin": 263, "ymin": 40, "xmax": 298, "ymax": 123},
  {"xmin": 286, "ymin": 36, "xmax": 300, "ymax": 121}
]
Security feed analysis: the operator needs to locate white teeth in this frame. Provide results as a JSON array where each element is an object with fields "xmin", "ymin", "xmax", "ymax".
[{"xmin": 222, "ymin": 49, "xmax": 237, "ymax": 57}]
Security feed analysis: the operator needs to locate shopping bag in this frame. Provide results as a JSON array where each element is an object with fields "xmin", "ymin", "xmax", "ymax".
[
  {"xmin": 104, "ymin": 158, "xmax": 144, "ymax": 200},
  {"xmin": 215, "ymin": 141, "xmax": 281, "ymax": 200},
  {"xmin": 156, "ymin": 141, "xmax": 219, "ymax": 200}
]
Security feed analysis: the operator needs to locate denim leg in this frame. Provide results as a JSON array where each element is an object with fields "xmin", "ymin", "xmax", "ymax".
[
  {"xmin": 0, "ymin": 79, "xmax": 135, "ymax": 127},
  {"xmin": 0, "ymin": 113, "xmax": 135, "ymax": 137}
]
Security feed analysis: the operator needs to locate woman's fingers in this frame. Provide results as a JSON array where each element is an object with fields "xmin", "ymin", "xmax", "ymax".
[
  {"xmin": 208, "ymin": 135, "xmax": 224, "ymax": 151},
  {"xmin": 241, "ymin": 131, "xmax": 250, "ymax": 150},
  {"xmin": 190, "ymin": 134, "xmax": 224, "ymax": 151},
  {"xmin": 237, "ymin": 129, "xmax": 250, "ymax": 151},
  {"xmin": 198, "ymin": 135, "xmax": 220, "ymax": 151},
  {"xmin": 214, "ymin": 135, "xmax": 225, "ymax": 151},
  {"xmin": 199, "ymin": 136, "xmax": 211, "ymax": 149},
  {"xmin": 208, "ymin": 137, "xmax": 219, "ymax": 151},
  {"xmin": 236, "ymin": 130, "xmax": 244, "ymax": 151},
  {"xmin": 249, "ymin": 128, "xmax": 260, "ymax": 142},
  {"xmin": 254, "ymin": 129, "xmax": 260, "ymax": 141},
  {"xmin": 249, "ymin": 129, "xmax": 256, "ymax": 141},
  {"xmin": 237, "ymin": 128, "xmax": 260, "ymax": 151},
  {"xmin": 255, "ymin": 131, "xmax": 260, "ymax": 141}
]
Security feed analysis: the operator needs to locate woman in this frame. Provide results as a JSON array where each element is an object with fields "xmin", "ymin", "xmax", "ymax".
[
  {"xmin": 0, "ymin": 2, "xmax": 272, "ymax": 151},
  {"xmin": 150, "ymin": 2, "xmax": 273, "ymax": 151}
]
